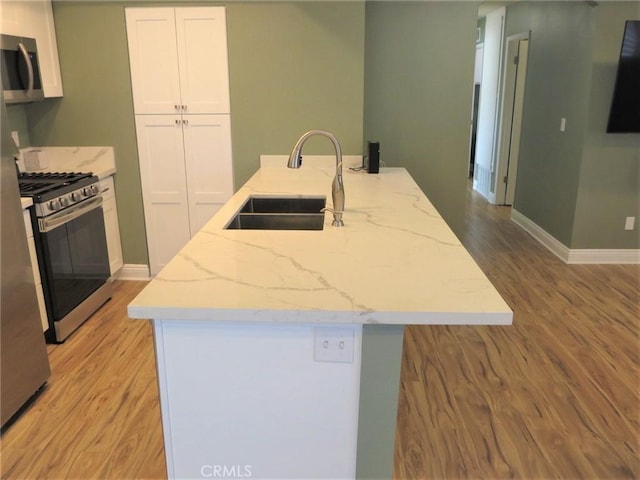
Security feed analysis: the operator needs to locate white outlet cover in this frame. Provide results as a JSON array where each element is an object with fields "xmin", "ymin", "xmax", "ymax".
[
  {"xmin": 314, "ymin": 327, "xmax": 354, "ymax": 363},
  {"xmin": 625, "ymin": 217, "xmax": 635, "ymax": 231}
]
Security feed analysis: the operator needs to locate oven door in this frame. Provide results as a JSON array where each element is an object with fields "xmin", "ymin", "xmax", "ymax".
[{"xmin": 37, "ymin": 196, "xmax": 110, "ymax": 322}]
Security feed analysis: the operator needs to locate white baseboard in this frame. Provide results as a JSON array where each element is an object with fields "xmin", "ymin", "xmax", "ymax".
[
  {"xmin": 511, "ymin": 209, "xmax": 640, "ymax": 264},
  {"xmin": 115, "ymin": 264, "xmax": 151, "ymax": 281},
  {"xmin": 567, "ymin": 249, "xmax": 640, "ymax": 264},
  {"xmin": 511, "ymin": 209, "xmax": 570, "ymax": 262}
]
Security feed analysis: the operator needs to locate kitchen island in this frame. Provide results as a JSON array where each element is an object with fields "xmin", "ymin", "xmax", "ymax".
[{"xmin": 128, "ymin": 161, "xmax": 512, "ymax": 479}]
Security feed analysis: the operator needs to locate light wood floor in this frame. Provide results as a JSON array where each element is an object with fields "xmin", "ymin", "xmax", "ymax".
[{"xmin": 1, "ymin": 188, "xmax": 638, "ymax": 479}]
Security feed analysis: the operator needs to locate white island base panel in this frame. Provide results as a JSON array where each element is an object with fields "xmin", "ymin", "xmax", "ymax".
[{"xmin": 154, "ymin": 319, "xmax": 380, "ymax": 479}]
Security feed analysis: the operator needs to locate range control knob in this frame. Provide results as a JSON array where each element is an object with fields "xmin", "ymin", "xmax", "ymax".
[
  {"xmin": 60, "ymin": 196, "xmax": 70, "ymax": 207},
  {"xmin": 83, "ymin": 187, "xmax": 93, "ymax": 196},
  {"xmin": 91, "ymin": 185, "xmax": 100, "ymax": 195},
  {"xmin": 48, "ymin": 199, "xmax": 61, "ymax": 211},
  {"xmin": 71, "ymin": 192, "xmax": 82, "ymax": 202}
]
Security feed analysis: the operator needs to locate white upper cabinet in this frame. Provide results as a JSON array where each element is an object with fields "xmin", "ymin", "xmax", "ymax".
[
  {"xmin": 175, "ymin": 8, "xmax": 230, "ymax": 114},
  {"xmin": 125, "ymin": 8, "xmax": 181, "ymax": 114},
  {"xmin": 126, "ymin": 7, "xmax": 230, "ymax": 115},
  {"xmin": 1, "ymin": 0, "xmax": 64, "ymax": 98}
]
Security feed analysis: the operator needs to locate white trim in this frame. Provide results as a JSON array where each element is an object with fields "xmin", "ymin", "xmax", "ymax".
[
  {"xmin": 511, "ymin": 209, "xmax": 569, "ymax": 262},
  {"xmin": 115, "ymin": 264, "xmax": 151, "ymax": 281},
  {"xmin": 567, "ymin": 249, "xmax": 640, "ymax": 265},
  {"xmin": 511, "ymin": 209, "xmax": 640, "ymax": 264}
]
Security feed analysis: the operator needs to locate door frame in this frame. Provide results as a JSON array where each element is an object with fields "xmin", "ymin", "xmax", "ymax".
[{"xmin": 495, "ymin": 32, "xmax": 530, "ymax": 205}]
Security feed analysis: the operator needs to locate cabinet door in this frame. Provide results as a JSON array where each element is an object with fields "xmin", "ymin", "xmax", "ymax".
[
  {"xmin": 0, "ymin": 1, "xmax": 25, "ymax": 36},
  {"xmin": 100, "ymin": 176, "xmax": 124, "ymax": 275},
  {"xmin": 182, "ymin": 114, "xmax": 234, "ymax": 236},
  {"xmin": 175, "ymin": 7, "xmax": 230, "ymax": 114},
  {"xmin": 135, "ymin": 115, "xmax": 191, "ymax": 275},
  {"xmin": 126, "ymin": 8, "xmax": 182, "ymax": 115}
]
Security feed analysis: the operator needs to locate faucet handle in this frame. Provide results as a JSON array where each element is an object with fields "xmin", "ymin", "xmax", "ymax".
[{"xmin": 321, "ymin": 207, "xmax": 344, "ymax": 227}]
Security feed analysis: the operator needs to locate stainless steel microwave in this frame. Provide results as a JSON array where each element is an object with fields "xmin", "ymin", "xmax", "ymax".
[{"xmin": 1, "ymin": 34, "xmax": 45, "ymax": 104}]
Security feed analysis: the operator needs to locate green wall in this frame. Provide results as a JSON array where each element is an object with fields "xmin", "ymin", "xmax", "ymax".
[
  {"xmin": 506, "ymin": 1, "xmax": 597, "ymax": 247},
  {"xmin": 572, "ymin": 2, "xmax": 640, "ymax": 249},
  {"xmin": 506, "ymin": 1, "xmax": 639, "ymax": 249},
  {"xmin": 363, "ymin": 1, "xmax": 479, "ymax": 238},
  {"xmin": 228, "ymin": 2, "xmax": 365, "ymax": 187},
  {"xmin": 26, "ymin": 0, "xmax": 365, "ymax": 266}
]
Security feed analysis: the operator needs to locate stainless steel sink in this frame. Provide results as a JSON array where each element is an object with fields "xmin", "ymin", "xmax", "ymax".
[
  {"xmin": 225, "ymin": 196, "xmax": 326, "ymax": 230},
  {"xmin": 239, "ymin": 196, "xmax": 326, "ymax": 214},
  {"xmin": 226, "ymin": 213, "xmax": 325, "ymax": 230}
]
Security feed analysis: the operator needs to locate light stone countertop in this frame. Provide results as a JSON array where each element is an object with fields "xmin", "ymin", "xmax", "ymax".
[
  {"xmin": 128, "ymin": 166, "xmax": 513, "ymax": 325},
  {"xmin": 18, "ymin": 146, "xmax": 116, "ymax": 179},
  {"xmin": 21, "ymin": 198, "xmax": 33, "ymax": 209}
]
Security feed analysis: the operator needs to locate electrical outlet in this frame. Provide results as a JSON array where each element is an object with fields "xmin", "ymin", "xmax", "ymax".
[
  {"xmin": 560, "ymin": 118, "xmax": 566, "ymax": 132},
  {"xmin": 625, "ymin": 217, "xmax": 635, "ymax": 231},
  {"xmin": 314, "ymin": 327, "xmax": 354, "ymax": 363}
]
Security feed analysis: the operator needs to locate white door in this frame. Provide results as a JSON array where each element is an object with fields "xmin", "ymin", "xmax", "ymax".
[
  {"xmin": 135, "ymin": 115, "xmax": 191, "ymax": 275},
  {"xmin": 175, "ymin": 7, "xmax": 231, "ymax": 114},
  {"xmin": 495, "ymin": 34, "xmax": 530, "ymax": 205},
  {"xmin": 505, "ymin": 39, "xmax": 529, "ymax": 205},
  {"xmin": 182, "ymin": 114, "xmax": 234, "ymax": 235},
  {"xmin": 126, "ymin": 8, "xmax": 182, "ymax": 115},
  {"xmin": 473, "ymin": 7, "xmax": 505, "ymax": 203}
]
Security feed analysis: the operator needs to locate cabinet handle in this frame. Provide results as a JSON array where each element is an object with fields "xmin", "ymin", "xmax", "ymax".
[
  {"xmin": 183, "ymin": 119, "xmax": 189, "ymax": 125},
  {"xmin": 175, "ymin": 119, "xmax": 180, "ymax": 125},
  {"xmin": 182, "ymin": 105, "xmax": 187, "ymax": 111},
  {"xmin": 175, "ymin": 104, "xmax": 179, "ymax": 111}
]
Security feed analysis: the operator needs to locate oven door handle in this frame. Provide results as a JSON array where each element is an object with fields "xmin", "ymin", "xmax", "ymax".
[{"xmin": 39, "ymin": 196, "xmax": 103, "ymax": 232}]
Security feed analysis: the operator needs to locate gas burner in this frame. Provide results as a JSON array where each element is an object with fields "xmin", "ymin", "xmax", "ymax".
[
  {"xmin": 18, "ymin": 171, "xmax": 94, "ymax": 183},
  {"xmin": 18, "ymin": 171, "xmax": 100, "ymax": 217}
]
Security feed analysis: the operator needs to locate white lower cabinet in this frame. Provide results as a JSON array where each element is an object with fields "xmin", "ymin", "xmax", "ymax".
[
  {"xmin": 23, "ymin": 209, "xmax": 48, "ymax": 332},
  {"xmin": 135, "ymin": 114, "xmax": 233, "ymax": 275},
  {"xmin": 100, "ymin": 176, "xmax": 124, "ymax": 276}
]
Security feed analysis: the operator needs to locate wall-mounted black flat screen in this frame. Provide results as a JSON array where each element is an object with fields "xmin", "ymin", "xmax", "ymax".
[{"xmin": 607, "ymin": 20, "xmax": 640, "ymax": 133}]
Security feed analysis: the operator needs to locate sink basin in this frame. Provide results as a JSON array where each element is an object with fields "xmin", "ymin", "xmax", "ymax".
[
  {"xmin": 225, "ymin": 196, "xmax": 326, "ymax": 230},
  {"xmin": 239, "ymin": 196, "xmax": 326, "ymax": 214},
  {"xmin": 226, "ymin": 213, "xmax": 325, "ymax": 231}
]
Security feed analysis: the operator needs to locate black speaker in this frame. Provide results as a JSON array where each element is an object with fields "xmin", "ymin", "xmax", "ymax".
[{"xmin": 367, "ymin": 141, "xmax": 380, "ymax": 174}]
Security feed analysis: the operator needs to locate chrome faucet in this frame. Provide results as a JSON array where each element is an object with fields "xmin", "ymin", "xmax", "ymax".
[{"xmin": 287, "ymin": 130, "xmax": 345, "ymax": 227}]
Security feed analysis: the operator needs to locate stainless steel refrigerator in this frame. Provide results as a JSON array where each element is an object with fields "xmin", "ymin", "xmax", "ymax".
[{"xmin": 1, "ymin": 97, "xmax": 50, "ymax": 428}]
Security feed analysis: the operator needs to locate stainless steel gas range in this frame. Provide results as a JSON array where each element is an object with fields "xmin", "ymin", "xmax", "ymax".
[{"xmin": 18, "ymin": 171, "xmax": 112, "ymax": 343}]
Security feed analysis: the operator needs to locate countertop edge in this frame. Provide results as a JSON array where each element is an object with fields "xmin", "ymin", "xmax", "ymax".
[{"xmin": 128, "ymin": 305, "xmax": 513, "ymax": 326}]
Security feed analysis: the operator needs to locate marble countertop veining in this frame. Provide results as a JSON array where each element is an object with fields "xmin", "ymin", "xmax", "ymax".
[
  {"xmin": 128, "ymin": 166, "xmax": 513, "ymax": 325},
  {"xmin": 19, "ymin": 146, "xmax": 116, "ymax": 179}
]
